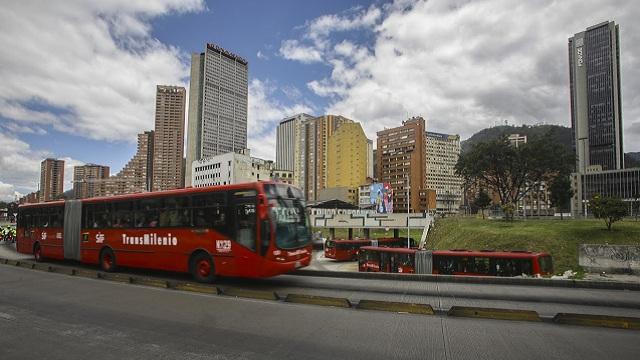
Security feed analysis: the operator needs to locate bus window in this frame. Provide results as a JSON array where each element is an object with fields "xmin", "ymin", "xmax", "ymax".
[
  {"xmin": 113, "ymin": 201, "xmax": 133, "ymax": 228},
  {"xmin": 538, "ymin": 256, "xmax": 553, "ymax": 274},
  {"xmin": 50, "ymin": 207, "xmax": 63, "ymax": 228},
  {"xmin": 474, "ymin": 257, "xmax": 490, "ymax": 275},
  {"xmin": 87, "ymin": 203, "xmax": 112, "ymax": 228},
  {"xmin": 137, "ymin": 198, "xmax": 161, "ymax": 228},
  {"xmin": 192, "ymin": 192, "xmax": 227, "ymax": 233}
]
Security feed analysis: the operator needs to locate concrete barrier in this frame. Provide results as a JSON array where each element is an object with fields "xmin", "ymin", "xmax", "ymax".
[
  {"xmin": 130, "ymin": 277, "xmax": 169, "ymax": 288},
  {"xmin": 73, "ymin": 269, "xmax": 98, "ymax": 279},
  {"xmin": 357, "ymin": 300, "xmax": 434, "ymax": 315},
  {"xmin": 97, "ymin": 272, "xmax": 132, "ymax": 283},
  {"xmin": 553, "ymin": 313, "xmax": 640, "ymax": 330},
  {"xmin": 579, "ymin": 244, "xmax": 640, "ymax": 274},
  {"xmin": 172, "ymin": 282, "xmax": 220, "ymax": 295},
  {"xmin": 221, "ymin": 287, "xmax": 279, "ymax": 301},
  {"xmin": 293, "ymin": 269, "xmax": 640, "ymax": 291},
  {"xmin": 285, "ymin": 293, "xmax": 351, "ymax": 308},
  {"xmin": 447, "ymin": 306, "xmax": 541, "ymax": 322},
  {"xmin": 18, "ymin": 261, "xmax": 36, "ymax": 269}
]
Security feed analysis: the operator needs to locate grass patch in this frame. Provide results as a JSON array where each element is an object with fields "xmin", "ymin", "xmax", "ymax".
[{"xmin": 427, "ymin": 217, "xmax": 640, "ymax": 273}]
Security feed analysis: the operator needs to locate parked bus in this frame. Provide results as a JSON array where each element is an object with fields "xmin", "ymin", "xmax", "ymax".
[
  {"xmin": 358, "ymin": 247, "xmax": 553, "ymax": 277},
  {"xmin": 16, "ymin": 182, "xmax": 312, "ymax": 282},
  {"xmin": 324, "ymin": 237, "xmax": 416, "ymax": 261}
]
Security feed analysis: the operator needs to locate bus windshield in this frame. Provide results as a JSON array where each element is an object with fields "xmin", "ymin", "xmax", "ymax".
[{"xmin": 265, "ymin": 184, "xmax": 311, "ymax": 249}]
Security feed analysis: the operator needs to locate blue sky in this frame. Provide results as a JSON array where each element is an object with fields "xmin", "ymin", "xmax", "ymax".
[{"xmin": 1, "ymin": 0, "xmax": 640, "ymax": 201}]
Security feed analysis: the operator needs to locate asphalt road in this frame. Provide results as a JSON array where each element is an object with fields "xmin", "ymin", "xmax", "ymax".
[
  {"xmin": 1, "ymin": 265, "xmax": 639, "ymax": 359},
  {"xmin": 3, "ymin": 244, "xmax": 640, "ymax": 318}
]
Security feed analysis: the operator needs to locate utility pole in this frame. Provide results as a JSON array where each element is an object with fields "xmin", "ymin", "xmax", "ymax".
[{"xmin": 407, "ymin": 173, "xmax": 410, "ymax": 248}]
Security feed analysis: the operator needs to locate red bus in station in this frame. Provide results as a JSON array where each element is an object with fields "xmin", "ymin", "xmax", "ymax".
[
  {"xmin": 358, "ymin": 247, "xmax": 553, "ymax": 277},
  {"xmin": 324, "ymin": 237, "xmax": 415, "ymax": 261},
  {"xmin": 16, "ymin": 182, "xmax": 312, "ymax": 282}
]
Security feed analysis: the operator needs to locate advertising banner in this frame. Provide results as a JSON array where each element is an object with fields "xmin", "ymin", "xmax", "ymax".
[{"xmin": 370, "ymin": 183, "xmax": 393, "ymax": 213}]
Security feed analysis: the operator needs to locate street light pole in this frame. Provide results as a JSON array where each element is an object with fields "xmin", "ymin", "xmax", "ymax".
[{"xmin": 407, "ymin": 173, "xmax": 410, "ymax": 249}]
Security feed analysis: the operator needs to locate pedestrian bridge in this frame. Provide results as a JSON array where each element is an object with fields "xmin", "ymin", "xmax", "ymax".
[{"xmin": 310, "ymin": 212, "xmax": 433, "ymax": 229}]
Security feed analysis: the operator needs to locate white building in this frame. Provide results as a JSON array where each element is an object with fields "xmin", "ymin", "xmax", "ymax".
[
  {"xmin": 358, "ymin": 184, "xmax": 374, "ymax": 209},
  {"xmin": 192, "ymin": 149, "xmax": 274, "ymax": 187},
  {"xmin": 425, "ymin": 132, "xmax": 463, "ymax": 214}
]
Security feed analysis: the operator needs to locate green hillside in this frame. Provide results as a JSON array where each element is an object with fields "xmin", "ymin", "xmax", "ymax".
[
  {"xmin": 460, "ymin": 124, "xmax": 572, "ymax": 153},
  {"xmin": 427, "ymin": 217, "xmax": 640, "ymax": 273}
]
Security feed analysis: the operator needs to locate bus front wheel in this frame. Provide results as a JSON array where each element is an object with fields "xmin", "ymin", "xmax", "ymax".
[
  {"xmin": 100, "ymin": 248, "xmax": 117, "ymax": 272},
  {"xmin": 190, "ymin": 252, "xmax": 216, "ymax": 283}
]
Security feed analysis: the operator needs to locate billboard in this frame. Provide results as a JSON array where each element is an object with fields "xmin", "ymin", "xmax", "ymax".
[{"xmin": 370, "ymin": 183, "xmax": 393, "ymax": 214}]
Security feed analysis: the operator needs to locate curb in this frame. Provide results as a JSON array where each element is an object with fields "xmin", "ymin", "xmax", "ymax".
[
  {"xmin": 221, "ymin": 287, "xmax": 279, "ymax": 301},
  {"xmin": 357, "ymin": 300, "xmax": 434, "ymax": 315},
  {"xmin": 285, "ymin": 293, "xmax": 351, "ymax": 308},
  {"xmin": 74, "ymin": 269, "xmax": 98, "ymax": 279},
  {"xmin": 172, "ymin": 282, "xmax": 220, "ymax": 295},
  {"xmin": 131, "ymin": 277, "xmax": 169, "ymax": 288},
  {"xmin": 447, "ymin": 306, "xmax": 541, "ymax": 322},
  {"xmin": 553, "ymin": 313, "xmax": 640, "ymax": 330},
  {"xmin": 97, "ymin": 272, "xmax": 132, "ymax": 283},
  {"xmin": 293, "ymin": 269, "xmax": 640, "ymax": 291}
]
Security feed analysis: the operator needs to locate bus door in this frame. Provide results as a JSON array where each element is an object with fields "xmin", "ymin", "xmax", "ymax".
[{"xmin": 231, "ymin": 190, "xmax": 258, "ymax": 276}]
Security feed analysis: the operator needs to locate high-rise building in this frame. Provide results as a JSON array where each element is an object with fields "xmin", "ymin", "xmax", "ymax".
[
  {"xmin": 569, "ymin": 21, "xmax": 623, "ymax": 172},
  {"xmin": 305, "ymin": 115, "xmax": 353, "ymax": 201},
  {"xmin": 275, "ymin": 113, "xmax": 315, "ymax": 193},
  {"xmin": 96, "ymin": 131, "xmax": 154, "ymax": 197},
  {"xmin": 152, "ymin": 85, "xmax": 186, "ymax": 191},
  {"xmin": 425, "ymin": 132, "xmax": 463, "ymax": 214},
  {"xmin": 377, "ymin": 117, "xmax": 428, "ymax": 213},
  {"xmin": 73, "ymin": 164, "xmax": 110, "ymax": 199},
  {"xmin": 327, "ymin": 122, "xmax": 372, "ymax": 190},
  {"xmin": 185, "ymin": 43, "xmax": 248, "ymax": 186},
  {"xmin": 39, "ymin": 158, "xmax": 64, "ymax": 202}
]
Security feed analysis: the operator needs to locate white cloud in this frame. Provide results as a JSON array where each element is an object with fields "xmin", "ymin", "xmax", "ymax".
[
  {"xmin": 0, "ymin": 0, "xmax": 205, "ymax": 143},
  {"xmin": 0, "ymin": 181, "xmax": 22, "ymax": 203},
  {"xmin": 279, "ymin": 40, "xmax": 323, "ymax": 63},
  {"xmin": 0, "ymin": 133, "xmax": 84, "ymax": 196},
  {"xmin": 279, "ymin": 5, "xmax": 382, "ymax": 63},
  {"xmin": 257, "ymin": 50, "xmax": 269, "ymax": 60},
  {"xmin": 284, "ymin": 0, "xmax": 640, "ymax": 151},
  {"xmin": 247, "ymin": 79, "xmax": 314, "ymax": 160}
]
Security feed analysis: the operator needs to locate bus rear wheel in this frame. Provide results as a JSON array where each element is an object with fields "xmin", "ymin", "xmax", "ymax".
[
  {"xmin": 100, "ymin": 248, "xmax": 117, "ymax": 272},
  {"xmin": 33, "ymin": 243, "xmax": 42, "ymax": 262},
  {"xmin": 190, "ymin": 252, "xmax": 216, "ymax": 283}
]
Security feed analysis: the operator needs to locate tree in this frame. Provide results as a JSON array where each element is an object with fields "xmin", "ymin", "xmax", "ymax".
[
  {"xmin": 591, "ymin": 195, "xmax": 627, "ymax": 231},
  {"xmin": 456, "ymin": 133, "xmax": 574, "ymax": 217},
  {"xmin": 549, "ymin": 174, "xmax": 573, "ymax": 220},
  {"xmin": 473, "ymin": 189, "xmax": 491, "ymax": 219}
]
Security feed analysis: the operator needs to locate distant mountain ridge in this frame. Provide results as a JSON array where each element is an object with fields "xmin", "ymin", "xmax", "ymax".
[
  {"xmin": 460, "ymin": 125, "xmax": 572, "ymax": 153},
  {"xmin": 625, "ymin": 152, "xmax": 640, "ymax": 168},
  {"xmin": 461, "ymin": 125, "xmax": 640, "ymax": 169}
]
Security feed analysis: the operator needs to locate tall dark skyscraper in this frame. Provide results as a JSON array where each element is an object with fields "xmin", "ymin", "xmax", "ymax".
[{"xmin": 569, "ymin": 21, "xmax": 623, "ymax": 172}]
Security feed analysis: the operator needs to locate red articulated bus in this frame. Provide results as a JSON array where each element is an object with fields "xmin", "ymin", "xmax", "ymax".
[
  {"xmin": 358, "ymin": 247, "xmax": 553, "ymax": 277},
  {"xmin": 16, "ymin": 182, "xmax": 312, "ymax": 282},
  {"xmin": 324, "ymin": 237, "xmax": 416, "ymax": 261}
]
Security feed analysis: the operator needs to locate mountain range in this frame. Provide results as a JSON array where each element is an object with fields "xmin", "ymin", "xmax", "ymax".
[{"xmin": 461, "ymin": 124, "xmax": 640, "ymax": 168}]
